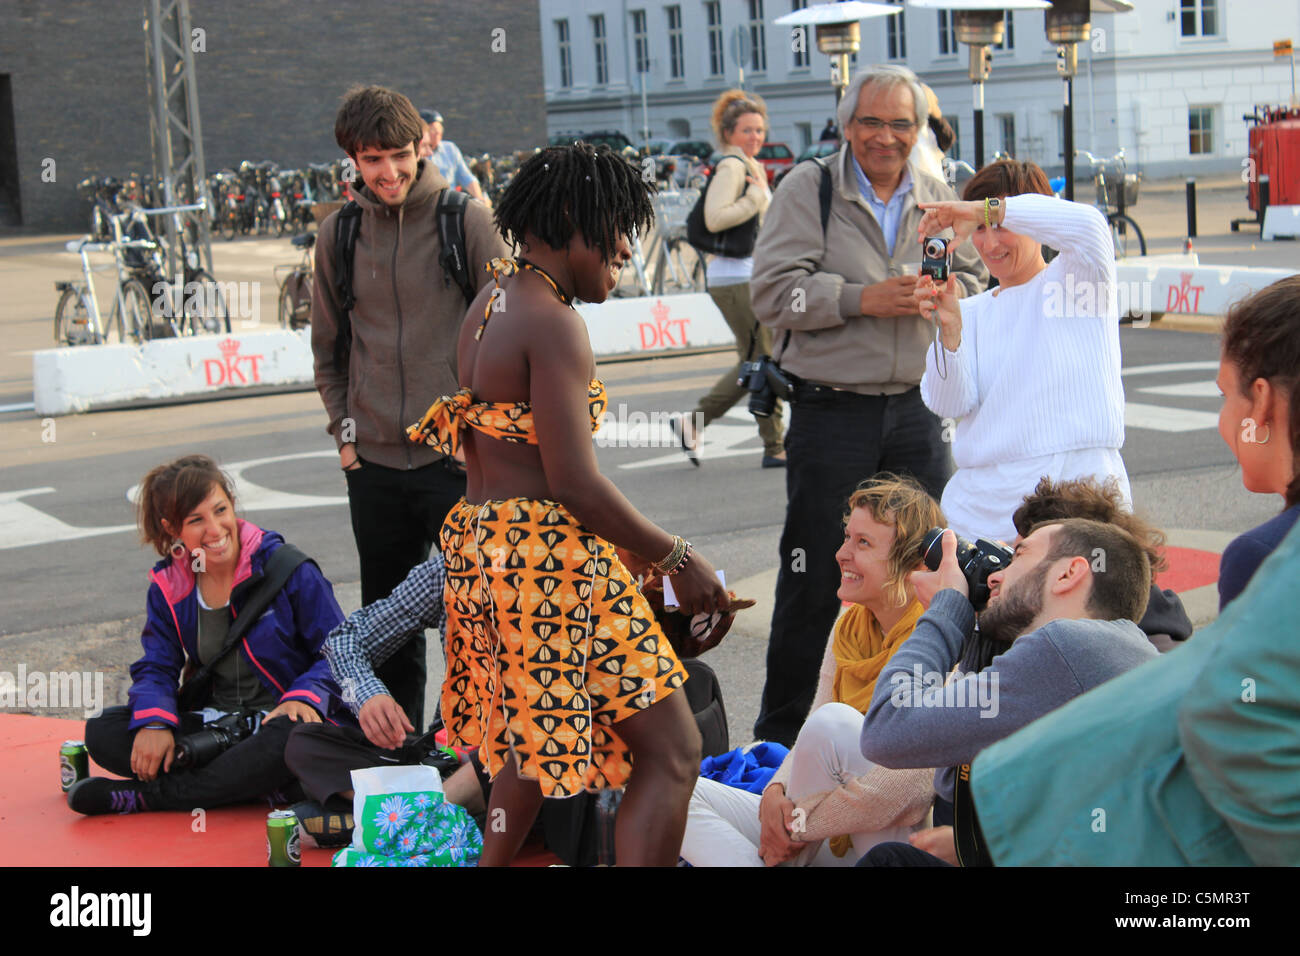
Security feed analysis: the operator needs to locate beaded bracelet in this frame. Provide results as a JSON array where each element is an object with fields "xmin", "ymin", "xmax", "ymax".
[{"xmin": 655, "ymin": 535, "xmax": 693, "ymax": 575}]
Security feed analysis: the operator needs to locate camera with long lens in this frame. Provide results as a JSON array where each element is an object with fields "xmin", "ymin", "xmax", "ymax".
[
  {"xmin": 918, "ymin": 528, "xmax": 1013, "ymax": 612},
  {"xmin": 173, "ymin": 710, "xmax": 258, "ymax": 770},
  {"xmin": 739, "ymin": 356, "xmax": 792, "ymax": 418},
  {"xmin": 920, "ymin": 236, "xmax": 951, "ymax": 282}
]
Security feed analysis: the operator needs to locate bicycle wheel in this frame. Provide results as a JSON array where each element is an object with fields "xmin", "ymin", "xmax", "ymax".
[
  {"xmin": 113, "ymin": 279, "xmax": 153, "ymax": 344},
  {"xmin": 1109, "ymin": 214, "xmax": 1146, "ymax": 259},
  {"xmin": 183, "ymin": 271, "xmax": 230, "ymax": 335},
  {"xmin": 54, "ymin": 287, "xmax": 96, "ymax": 346},
  {"xmin": 653, "ymin": 238, "xmax": 704, "ymax": 295}
]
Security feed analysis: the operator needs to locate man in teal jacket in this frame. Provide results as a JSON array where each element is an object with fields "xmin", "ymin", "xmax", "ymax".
[{"xmin": 970, "ymin": 520, "xmax": 1300, "ymax": 865}]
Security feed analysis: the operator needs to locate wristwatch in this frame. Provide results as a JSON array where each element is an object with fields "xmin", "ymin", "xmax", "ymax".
[{"xmin": 984, "ymin": 197, "xmax": 1002, "ymax": 228}]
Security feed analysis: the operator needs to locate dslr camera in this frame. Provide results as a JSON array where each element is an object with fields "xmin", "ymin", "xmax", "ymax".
[
  {"xmin": 918, "ymin": 528, "xmax": 1013, "ymax": 612},
  {"xmin": 739, "ymin": 356, "xmax": 792, "ymax": 419},
  {"xmin": 173, "ymin": 710, "xmax": 258, "ymax": 770},
  {"xmin": 920, "ymin": 236, "xmax": 951, "ymax": 282}
]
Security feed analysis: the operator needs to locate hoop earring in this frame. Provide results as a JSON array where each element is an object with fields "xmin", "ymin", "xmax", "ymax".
[
  {"xmin": 1257, "ymin": 424, "xmax": 1271, "ymax": 445},
  {"xmin": 170, "ymin": 540, "xmax": 186, "ymax": 558}
]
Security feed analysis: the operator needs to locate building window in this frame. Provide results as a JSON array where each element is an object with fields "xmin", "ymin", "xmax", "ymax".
[
  {"xmin": 1189, "ymin": 106, "xmax": 1214, "ymax": 154},
  {"xmin": 938, "ymin": 10, "xmax": 955, "ymax": 56},
  {"xmin": 945, "ymin": 115, "xmax": 960, "ymax": 163},
  {"xmin": 591, "ymin": 15, "xmax": 608, "ymax": 86},
  {"xmin": 791, "ymin": 0, "xmax": 810, "ymax": 69},
  {"xmin": 631, "ymin": 10, "xmax": 649, "ymax": 75},
  {"xmin": 748, "ymin": 0, "xmax": 768, "ymax": 73},
  {"xmin": 998, "ymin": 113, "xmax": 1016, "ymax": 157},
  {"xmin": 556, "ymin": 19, "xmax": 571, "ymax": 88},
  {"xmin": 706, "ymin": 2, "xmax": 725, "ymax": 76},
  {"xmin": 886, "ymin": 1, "xmax": 906, "ymax": 61},
  {"xmin": 667, "ymin": 5, "xmax": 684, "ymax": 79},
  {"xmin": 1180, "ymin": 0, "xmax": 1219, "ymax": 37},
  {"xmin": 795, "ymin": 121, "xmax": 812, "ymax": 150},
  {"xmin": 994, "ymin": 10, "xmax": 1014, "ymax": 51}
]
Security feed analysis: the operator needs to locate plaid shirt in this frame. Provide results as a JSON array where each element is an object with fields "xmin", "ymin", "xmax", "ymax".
[{"xmin": 324, "ymin": 555, "xmax": 446, "ymax": 715}]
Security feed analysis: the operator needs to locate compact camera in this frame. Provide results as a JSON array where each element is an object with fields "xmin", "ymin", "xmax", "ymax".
[
  {"xmin": 920, "ymin": 236, "xmax": 951, "ymax": 282},
  {"xmin": 739, "ymin": 357, "xmax": 792, "ymax": 419},
  {"xmin": 918, "ymin": 528, "xmax": 1013, "ymax": 612}
]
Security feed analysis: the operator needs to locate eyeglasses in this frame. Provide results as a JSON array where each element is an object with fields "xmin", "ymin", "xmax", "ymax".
[{"xmin": 853, "ymin": 117, "xmax": 917, "ymax": 133}]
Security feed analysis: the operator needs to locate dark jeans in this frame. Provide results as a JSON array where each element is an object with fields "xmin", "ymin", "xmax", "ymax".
[
  {"xmin": 344, "ymin": 456, "xmax": 466, "ymax": 731},
  {"xmin": 84, "ymin": 705, "xmax": 299, "ymax": 811},
  {"xmin": 856, "ymin": 842, "xmax": 954, "ymax": 867},
  {"xmin": 754, "ymin": 386, "xmax": 951, "ymax": 746}
]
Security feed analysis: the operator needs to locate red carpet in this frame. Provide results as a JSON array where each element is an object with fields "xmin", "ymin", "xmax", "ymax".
[{"xmin": 0, "ymin": 714, "xmax": 558, "ymax": 867}]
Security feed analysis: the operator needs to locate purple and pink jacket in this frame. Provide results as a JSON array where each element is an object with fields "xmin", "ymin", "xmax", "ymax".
[{"xmin": 126, "ymin": 519, "xmax": 358, "ymax": 731}]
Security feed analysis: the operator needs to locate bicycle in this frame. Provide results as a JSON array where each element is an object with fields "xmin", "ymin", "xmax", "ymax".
[
  {"xmin": 54, "ymin": 233, "xmax": 158, "ymax": 346},
  {"xmin": 1075, "ymin": 148, "xmax": 1147, "ymax": 259},
  {"xmin": 650, "ymin": 188, "xmax": 705, "ymax": 295},
  {"xmin": 276, "ymin": 232, "xmax": 315, "ymax": 330},
  {"xmin": 126, "ymin": 201, "xmax": 231, "ymax": 337}
]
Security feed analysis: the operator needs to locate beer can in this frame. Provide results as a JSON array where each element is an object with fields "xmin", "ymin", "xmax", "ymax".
[
  {"xmin": 59, "ymin": 740, "xmax": 89, "ymax": 793},
  {"xmin": 267, "ymin": 809, "xmax": 301, "ymax": 867}
]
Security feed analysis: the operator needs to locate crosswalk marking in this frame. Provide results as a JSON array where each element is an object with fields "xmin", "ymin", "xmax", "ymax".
[
  {"xmin": 1124, "ymin": 402, "xmax": 1220, "ymax": 433},
  {"xmin": 1137, "ymin": 381, "xmax": 1220, "ymax": 398}
]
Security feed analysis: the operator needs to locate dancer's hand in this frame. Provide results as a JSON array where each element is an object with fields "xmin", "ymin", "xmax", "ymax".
[{"xmin": 669, "ymin": 551, "xmax": 731, "ymax": 617}]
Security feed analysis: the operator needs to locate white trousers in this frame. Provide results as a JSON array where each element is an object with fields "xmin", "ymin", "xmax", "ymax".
[{"xmin": 680, "ymin": 702, "xmax": 914, "ymax": 867}]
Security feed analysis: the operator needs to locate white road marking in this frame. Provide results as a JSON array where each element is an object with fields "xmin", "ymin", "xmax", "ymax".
[
  {"xmin": 1137, "ymin": 381, "xmax": 1221, "ymax": 398},
  {"xmin": 1121, "ymin": 361, "xmax": 1219, "ymax": 376},
  {"xmin": 0, "ymin": 488, "xmax": 134, "ymax": 550},
  {"xmin": 1124, "ymin": 402, "xmax": 1220, "ymax": 432}
]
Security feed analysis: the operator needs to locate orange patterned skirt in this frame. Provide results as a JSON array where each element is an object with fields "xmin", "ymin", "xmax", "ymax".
[{"xmin": 439, "ymin": 497, "xmax": 687, "ymax": 797}]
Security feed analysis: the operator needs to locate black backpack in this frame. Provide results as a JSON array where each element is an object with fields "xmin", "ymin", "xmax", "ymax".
[
  {"xmin": 331, "ymin": 188, "xmax": 476, "ymax": 373},
  {"xmin": 685, "ymin": 156, "xmax": 761, "ymax": 257}
]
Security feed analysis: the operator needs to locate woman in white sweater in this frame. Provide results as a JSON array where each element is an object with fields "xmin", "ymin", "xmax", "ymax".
[
  {"xmin": 675, "ymin": 89, "xmax": 784, "ymax": 468},
  {"xmin": 679, "ymin": 476, "xmax": 941, "ymax": 866},
  {"xmin": 914, "ymin": 159, "xmax": 1130, "ymax": 543}
]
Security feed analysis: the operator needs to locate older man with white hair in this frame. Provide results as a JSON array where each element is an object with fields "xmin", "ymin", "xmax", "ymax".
[{"xmin": 749, "ymin": 65, "xmax": 987, "ymax": 747}]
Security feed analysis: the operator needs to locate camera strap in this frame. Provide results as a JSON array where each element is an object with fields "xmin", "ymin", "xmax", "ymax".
[
  {"xmin": 177, "ymin": 543, "xmax": 312, "ymax": 713},
  {"xmin": 951, "ymin": 763, "xmax": 994, "ymax": 867}
]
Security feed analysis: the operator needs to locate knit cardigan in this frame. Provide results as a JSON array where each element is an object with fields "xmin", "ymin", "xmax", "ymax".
[{"xmin": 764, "ymin": 619, "xmax": 936, "ymax": 843}]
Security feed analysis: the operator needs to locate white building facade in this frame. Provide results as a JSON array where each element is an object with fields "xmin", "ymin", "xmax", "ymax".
[{"xmin": 539, "ymin": 0, "xmax": 1300, "ymax": 178}]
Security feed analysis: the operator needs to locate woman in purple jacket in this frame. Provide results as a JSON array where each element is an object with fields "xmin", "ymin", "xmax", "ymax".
[{"xmin": 69, "ymin": 455, "xmax": 354, "ymax": 816}]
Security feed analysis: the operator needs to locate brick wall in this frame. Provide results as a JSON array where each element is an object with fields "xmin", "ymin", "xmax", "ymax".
[{"xmin": 0, "ymin": 0, "xmax": 544, "ymax": 230}]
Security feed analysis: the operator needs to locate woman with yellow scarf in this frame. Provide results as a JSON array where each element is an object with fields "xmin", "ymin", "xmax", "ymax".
[{"xmin": 680, "ymin": 475, "xmax": 943, "ymax": 866}]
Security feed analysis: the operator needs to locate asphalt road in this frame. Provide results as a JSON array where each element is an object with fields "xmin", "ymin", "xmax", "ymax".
[{"xmin": 0, "ymin": 324, "xmax": 1282, "ymax": 741}]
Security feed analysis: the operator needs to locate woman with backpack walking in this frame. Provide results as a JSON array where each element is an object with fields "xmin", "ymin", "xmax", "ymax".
[{"xmin": 674, "ymin": 89, "xmax": 785, "ymax": 468}]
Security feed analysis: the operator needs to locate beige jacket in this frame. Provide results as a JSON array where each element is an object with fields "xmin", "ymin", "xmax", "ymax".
[
  {"xmin": 751, "ymin": 144, "xmax": 987, "ymax": 394},
  {"xmin": 703, "ymin": 145, "xmax": 770, "ymax": 233}
]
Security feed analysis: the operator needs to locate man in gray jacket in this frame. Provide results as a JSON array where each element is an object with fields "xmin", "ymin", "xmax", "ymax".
[
  {"xmin": 311, "ymin": 86, "xmax": 509, "ymax": 732},
  {"xmin": 750, "ymin": 65, "xmax": 986, "ymax": 745},
  {"xmin": 858, "ymin": 518, "xmax": 1158, "ymax": 864}
]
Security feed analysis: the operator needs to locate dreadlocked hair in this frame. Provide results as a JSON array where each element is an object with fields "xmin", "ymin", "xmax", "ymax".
[{"xmin": 493, "ymin": 143, "xmax": 656, "ymax": 263}]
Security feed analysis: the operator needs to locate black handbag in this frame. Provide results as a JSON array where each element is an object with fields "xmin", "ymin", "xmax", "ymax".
[{"xmin": 685, "ymin": 156, "xmax": 759, "ymax": 257}]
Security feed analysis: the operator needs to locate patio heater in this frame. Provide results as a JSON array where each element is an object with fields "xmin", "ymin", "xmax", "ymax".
[
  {"xmin": 1046, "ymin": 0, "xmax": 1134, "ymax": 200},
  {"xmin": 910, "ymin": 1, "xmax": 1051, "ymax": 170},
  {"xmin": 774, "ymin": 2, "xmax": 901, "ymax": 110}
]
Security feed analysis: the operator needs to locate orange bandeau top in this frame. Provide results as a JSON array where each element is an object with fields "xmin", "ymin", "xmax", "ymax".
[{"xmin": 407, "ymin": 379, "xmax": 608, "ymax": 455}]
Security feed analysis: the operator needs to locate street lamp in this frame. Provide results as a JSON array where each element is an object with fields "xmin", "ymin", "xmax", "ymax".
[
  {"xmin": 910, "ymin": 1, "xmax": 1051, "ymax": 170},
  {"xmin": 1046, "ymin": 0, "xmax": 1134, "ymax": 200},
  {"xmin": 774, "ymin": 1, "xmax": 901, "ymax": 110}
]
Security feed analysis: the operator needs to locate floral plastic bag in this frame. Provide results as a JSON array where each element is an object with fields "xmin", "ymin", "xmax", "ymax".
[{"xmin": 331, "ymin": 764, "xmax": 482, "ymax": 867}]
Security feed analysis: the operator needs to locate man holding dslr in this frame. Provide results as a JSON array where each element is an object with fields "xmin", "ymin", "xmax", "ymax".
[
  {"xmin": 749, "ymin": 64, "xmax": 986, "ymax": 746},
  {"xmin": 857, "ymin": 519, "xmax": 1158, "ymax": 865}
]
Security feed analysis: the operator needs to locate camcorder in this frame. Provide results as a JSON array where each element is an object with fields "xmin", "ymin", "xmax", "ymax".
[
  {"xmin": 739, "ymin": 356, "xmax": 792, "ymax": 418},
  {"xmin": 919, "ymin": 528, "xmax": 1013, "ymax": 612},
  {"xmin": 173, "ymin": 710, "xmax": 259, "ymax": 769},
  {"xmin": 920, "ymin": 236, "xmax": 951, "ymax": 283}
]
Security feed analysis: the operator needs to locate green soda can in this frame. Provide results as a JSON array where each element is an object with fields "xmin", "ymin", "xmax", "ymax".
[
  {"xmin": 267, "ymin": 809, "xmax": 301, "ymax": 867},
  {"xmin": 59, "ymin": 740, "xmax": 89, "ymax": 792}
]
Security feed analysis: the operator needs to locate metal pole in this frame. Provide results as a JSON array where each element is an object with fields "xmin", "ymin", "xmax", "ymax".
[
  {"xmin": 1185, "ymin": 178, "xmax": 1197, "ymax": 238},
  {"xmin": 973, "ymin": 82, "xmax": 985, "ymax": 169},
  {"xmin": 1063, "ymin": 77, "xmax": 1075, "ymax": 201}
]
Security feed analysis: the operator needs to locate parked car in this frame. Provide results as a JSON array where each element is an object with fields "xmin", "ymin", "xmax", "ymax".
[
  {"xmin": 796, "ymin": 141, "xmax": 840, "ymax": 163},
  {"xmin": 756, "ymin": 142, "xmax": 795, "ymax": 185},
  {"xmin": 670, "ymin": 139, "xmax": 713, "ymax": 162},
  {"xmin": 548, "ymin": 129, "xmax": 637, "ymax": 154}
]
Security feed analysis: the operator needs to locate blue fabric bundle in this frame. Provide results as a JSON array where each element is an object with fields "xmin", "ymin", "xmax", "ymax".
[{"xmin": 699, "ymin": 742, "xmax": 790, "ymax": 794}]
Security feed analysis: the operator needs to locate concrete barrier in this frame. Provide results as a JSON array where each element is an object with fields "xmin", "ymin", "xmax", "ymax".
[
  {"xmin": 1262, "ymin": 204, "xmax": 1300, "ymax": 241},
  {"xmin": 32, "ymin": 293, "xmax": 733, "ymax": 416},
  {"xmin": 1115, "ymin": 254, "xmax": 1296, "ymax": 317}
]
